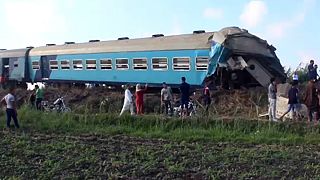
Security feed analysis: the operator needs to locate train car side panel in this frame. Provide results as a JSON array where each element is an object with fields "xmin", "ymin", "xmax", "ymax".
[{"xmin": 29, "ymin": 49, "xmax": 210, "ymax": 86}]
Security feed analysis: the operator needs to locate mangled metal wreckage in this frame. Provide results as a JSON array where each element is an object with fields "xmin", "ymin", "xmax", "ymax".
[{"xmin": 206, "ymin": 27, "xmax": 286, "ymax": 88}]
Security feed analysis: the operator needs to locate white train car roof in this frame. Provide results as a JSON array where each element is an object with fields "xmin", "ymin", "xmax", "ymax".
[
  {"xmin": 0, "ymin": 48, "xmax": 30, "ymax": 58},
  {"xmin": 29, "ymin": 32, "xmax": 213, "ymax": 56}
]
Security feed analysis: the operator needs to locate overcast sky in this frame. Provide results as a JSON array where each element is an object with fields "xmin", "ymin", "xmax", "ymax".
[{"xmin": 0, "ymin": 0, "xmax": 319, "ymax": 68}]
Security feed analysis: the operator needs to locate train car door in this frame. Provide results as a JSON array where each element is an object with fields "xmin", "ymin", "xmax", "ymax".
[
  {"xmin": 0, "ymin": 58, "xmax": 10, "ymax": 83},
  {"xmin": 1, "ymin": 58, "xmax": 10, "ymax": 78},
  {"xmin": 40, "ymin": 56, "xmax": 50, "ymax": 80}
]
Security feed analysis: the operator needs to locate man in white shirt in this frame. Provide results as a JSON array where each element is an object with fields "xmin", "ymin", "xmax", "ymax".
[
  {"xmin": 119, "ymin": 84, "xmax": 135, "ymax": 116},
  {"xmin": 161, "ymin": 82, "xmax": 173, "ymax": 115},
  {"xmin": 293, "ymin": 72, "xmax": 299, "ymax": 84},
  {"xmin": 1, "ymin": 87, "xmax": 20, "ymax": 129},
  {"xmin": 268, "ymin": 78, "xmax": 278, "ymax": 122}
]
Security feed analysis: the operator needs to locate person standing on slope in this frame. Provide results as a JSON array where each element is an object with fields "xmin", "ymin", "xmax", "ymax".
[
  {"xmin": 1, "ymin": 87, "xmax": 20, "ymax": 129},
  {"xmin": 135, "ymin": 83, "xmax": 148, "ymax": 115},
  {"xmin": 161, "ymin": 82, "xmax": 173, "ymax": 116},
  {"xmin": 268, "ymin": 78, "xmax": 278, "ymax": 122},
  {"xmin": 180, "ymin": 77, "xmax": 190, "ymax": 118},
  {"xmin": 119, "ymin": 84, "xmax": 135, "ymax": 116}
]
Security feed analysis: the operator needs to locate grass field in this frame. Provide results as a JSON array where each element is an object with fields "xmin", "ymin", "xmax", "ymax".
[{"xmin": 1, "ymin": 107, "xmax": 320, "ymax": 178}]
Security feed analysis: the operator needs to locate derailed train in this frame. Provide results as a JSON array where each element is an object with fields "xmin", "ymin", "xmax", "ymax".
[{"xmin": 0, "ymin": 27, "xmax": 286, "ymax": 88}]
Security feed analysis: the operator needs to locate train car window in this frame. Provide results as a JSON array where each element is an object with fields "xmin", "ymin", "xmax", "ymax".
[
  {"xmin": 196, "ymin": 57, "xmax": 209, "ymax": 71},
  {"xmin": 86, "ymin": 60, "xmax": 97, "ymax": 70},
  {"xmin": 61, "ymin": 60, "xmax": 70, "ymax": 70},
  {"xmin": 100, "ymin": 59, "xmax": 112, "ymax": 70},
  {"xmin": 32, "ymin": 61, "xmax": 40, "ymax": 70},
  {"xmin": 116, "ymin": 58, "xmax": 129, "ymax": 70},
  {"xmin": 73, "ymin": 60, "xmax": 83, "ymax": 70},
  {"xmin": 50, "ymin": 60, "xmax": 58, "ymax": 70},
  {"xmin": 133, "ymin": 58, "xmax": 148, "ymax": 70},
  {"xmin": 14, "ymin": 59, "xmax": 19, "ymax": 68},
  {"xmin": 152, "ymin": 58, "xmax": 168, "ymax": 71},
  {"xmin": 173, "ymin": 57, "xmax": 190, "ymax": 71}
]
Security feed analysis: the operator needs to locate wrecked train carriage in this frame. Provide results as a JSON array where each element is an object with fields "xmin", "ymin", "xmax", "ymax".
[
  {"xmin": 207, "ymin": 27, "xmax": 286, "ymax": 88},
  {"xmin": 0, "ymin": 27, "xmax": 285, "ymax": 88}
]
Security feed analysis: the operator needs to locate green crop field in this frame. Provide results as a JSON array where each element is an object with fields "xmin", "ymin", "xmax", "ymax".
[{"xmin": 1, "ymin": 106, "xmax": 320, "ymax": 179}]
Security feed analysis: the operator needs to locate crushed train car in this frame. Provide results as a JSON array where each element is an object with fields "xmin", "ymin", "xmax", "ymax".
[{"xmin": 206, "ymin": 27, "xmax": 286, "ymax": 89}]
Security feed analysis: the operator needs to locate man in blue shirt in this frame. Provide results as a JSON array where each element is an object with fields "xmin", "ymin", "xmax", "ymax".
[{"xmin": 180, "ymin": 77, "xmax": 190, "ymax": 117}]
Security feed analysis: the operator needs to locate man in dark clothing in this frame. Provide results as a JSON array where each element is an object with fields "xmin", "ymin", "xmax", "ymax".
[
  {"xmin": 180, "ymin": 77, "xmax": 190, "ymax": 117},
  {"xmin": 29, "ymin": 90, "xmax": 36, "ymax": 108},
  {"xmin": 304, "ymin": 80, "xmax": 318, "ymax": 122},
  {"xmin": 280, "ymin": 82, "xmax": 299, "ymax": 120},
  {"xmin": 308, "ymin": 60, "xmax": 316, "ymax": 80},
  {"xmin": 314, "ymin": 64, "xmax": 318, "ymax": 80},
  {"xmin": 35, "ymin": 85, "xmax": 44, "ymax": 110}
]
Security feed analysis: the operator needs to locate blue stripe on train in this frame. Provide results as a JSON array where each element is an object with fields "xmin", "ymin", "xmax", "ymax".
[{"xmin": 29, "ymin": 49, "xmax": 211, "ymax": 86}]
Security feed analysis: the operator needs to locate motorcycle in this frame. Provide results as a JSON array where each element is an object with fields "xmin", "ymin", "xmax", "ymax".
[
  {"xmin": 173, "ymin": 99, "xmax": 197, "ymax": 117},
  {"xmin": 42, "ymin": 96, "xmax": 71, "ymax": 113}
]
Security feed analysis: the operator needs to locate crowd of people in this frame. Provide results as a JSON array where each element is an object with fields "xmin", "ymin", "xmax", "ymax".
[
  {"xmin": 1, "ymin": 76, "xmax": 211, "ymax": 129},
  {"xmin": 269, "ymin": 60, "xmax": 320, "ymax": 123},
  {"xmin": 119, "ymin": 76, "xmax": 211, "ymax": 118}
]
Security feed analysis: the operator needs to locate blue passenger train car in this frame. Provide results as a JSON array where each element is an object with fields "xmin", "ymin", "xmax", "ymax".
[
  {"xmin": 0, "ymin": 27, "xmax": 286, "ymax": 88},
  {"xmin": 28, "ymin": 32, "xmax": 212, "ymax": 87}
]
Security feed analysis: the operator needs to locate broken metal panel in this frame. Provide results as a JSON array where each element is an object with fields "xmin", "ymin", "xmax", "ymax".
[
  {"xmin": 205, "ymin": 43, "xmax": 231, "ymax": 79},
  {"xmin": 227, "ymin": 56, "xmax": 248, "ymax": 70},
  {"xmin": 211, "ymin": 27, "xmax": 276, "ymax": 58},
  {"xmin": 225, "ymin": 36, "xmax": 275, "ymax": 58},
  {"xmin": 246, "ymin": 59, "xmax": 272, "ymax": 87}
]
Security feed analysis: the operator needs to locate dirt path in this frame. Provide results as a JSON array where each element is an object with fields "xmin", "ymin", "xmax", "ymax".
[{"xmin": 0, "ymin": 131, "xmax": 319, "ymax": 179}]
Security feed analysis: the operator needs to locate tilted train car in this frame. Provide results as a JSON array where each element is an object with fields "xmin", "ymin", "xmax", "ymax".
[{"xmin": 0, "ymin": 27, "xmax": 286, "ymax": 88}]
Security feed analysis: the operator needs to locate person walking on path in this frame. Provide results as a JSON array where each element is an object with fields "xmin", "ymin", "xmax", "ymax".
[
  {"xmin": 161, "ymin": 82, "xmax": 173, "ymax": 116},
  {"xmin": 135, "ymin": 83, "xmax": 148, "ymax": 115},
  {"xmin": 35, "ymin": 85, "xmax": 44, "ymax": 110},
  {"xmin": 119, "ymin": 84, "xmax": 135, "ymax": 116},
  {"xmin": 280, "ymin": 82, "xmax": 299, "ymax": 121},
  {"xmin": 180, "ymin": 77, "xmax": 190, "ymax": 118},
  {"xmin": 1, "ymin": 87, "xmax": 20, "ymax": 129},
  {"xmin": 268, "ymin": 78, "xmax": 278, "ymax": 122},
  {"xmin": 304, "ymin": 80, "xmax": 319, "ymax": 123}
]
